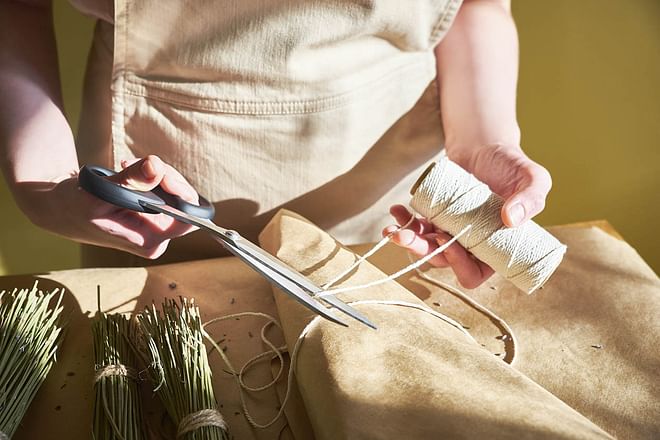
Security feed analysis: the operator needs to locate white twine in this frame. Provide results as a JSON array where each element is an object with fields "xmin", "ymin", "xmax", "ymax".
[
  {"xmin": 203, "ymin": 300, "xmax": 477, "ymax": 431},
  {"xmin": 411, "ymin": 153, "xmax": 566, "ymax": 293},
  {"xmin": 317, "ymin": 224, "xmax": 472, "ymax": 298}
]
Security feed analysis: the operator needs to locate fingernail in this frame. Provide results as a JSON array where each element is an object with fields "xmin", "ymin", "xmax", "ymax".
[
  {"xmin": 397, "ymin": 229, "xmax": 416, "ymax": 246},
  {"xmin": 141, "ymin": 158, "xmax": 157, "ymax": 180},
  {"xmin": 508, "ymin": 203, "xmax": 525, "ymax": 226}
]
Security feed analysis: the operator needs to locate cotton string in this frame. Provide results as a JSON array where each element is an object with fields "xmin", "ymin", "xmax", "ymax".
[
  {"xmin": 202, "ymin": 301, "xmax": 475, "ymax": 431},
  {"xmin": 94, "ymin": 364, "xmax": 138, "ymax": 382},
  {"xmin": 203, "ymin": 312, "xmax": 289, "ymax": 429},
  {"xmin": 177, "ymin": 409, "xmax": 228, "ymax": 438},
  {"xmin": 316, "ymin": 224, "xmax": 473, "ymax": 297},
  {"xmin": 202, "ymin": 177, "xmax": 559, "ymax": 428},
  {"xmin": 410, "ymin": 255, "xmax": 519, "ymax": 365},
  {"xmin": 317, "ymin": 218, "xmax": 518, "ymax": 364},
  {"xmin": 411, "ymin": 152, "xmax": 567, "ymax": 293}
]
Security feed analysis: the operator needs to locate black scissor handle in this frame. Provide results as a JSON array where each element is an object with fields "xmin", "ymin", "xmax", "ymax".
[{"xmin": 78, "ymin": 165, "xmax": 215, "ymax": 219}]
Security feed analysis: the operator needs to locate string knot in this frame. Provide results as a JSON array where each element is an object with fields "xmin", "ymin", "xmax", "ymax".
[{"xmin": 94, "ymin": 364, "xmax": 138, "ymax": 383}]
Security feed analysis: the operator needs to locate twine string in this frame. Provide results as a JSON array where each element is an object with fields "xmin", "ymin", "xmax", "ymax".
[
  {"xmin": 203, "ymin": 312, "xmax": 289, "ymax": 429},
  {"xmin": 94, "ymin": 364, "xmax": 138, "ymax": 383},
  {"xmin": 318, "ymin": 217, "xmax": 518, "ymax": 364},
  {"xmin": 202, "ymin": 208, "xmax": 523, "ymax": 430},
  {"xmin": 177, "ymin": 409, "xmax": 228, "ymax": 438},
  {"xmin": 317, "ymin": 224, "xmax": 472, "ymax": 298},
  {"xmin": 202, "ymin": 153, "xmax": 574, "ymax": 427}
]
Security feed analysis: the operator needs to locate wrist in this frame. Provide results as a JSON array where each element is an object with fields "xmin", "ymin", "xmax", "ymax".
[
  {"xmin": 445, "ymin": 135, "xmax": 521, "ymax": 170},
  {"xmin": 10, "ymin": 174, "xmax": 77, "ymax": 232}
]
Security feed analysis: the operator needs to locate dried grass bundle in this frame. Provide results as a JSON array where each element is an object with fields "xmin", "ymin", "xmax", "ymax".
[
  {"xmin": 0, "ymin": 282, "xmax": 65, "ymax": 438},
  {"xmin": 92, "ymin": 302, "xmax": 146, "ymax": 440},
  {"xmin": 137, "ymin": 297, "xmax": 230, "ymax": 440}
]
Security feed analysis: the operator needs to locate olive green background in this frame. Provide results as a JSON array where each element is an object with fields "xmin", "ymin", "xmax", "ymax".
[{"xmin": 1, "ymin": 1, "xmax": 658, "ymax": 275}]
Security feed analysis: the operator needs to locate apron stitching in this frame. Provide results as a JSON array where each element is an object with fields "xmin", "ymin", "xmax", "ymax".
[
  {"xmin": 429, "ymin": 0, "xmax": 463, "ymax": 45},
  {"xmin": 119, "ymin": 57, "xmax": 434, "ymax": 115}
]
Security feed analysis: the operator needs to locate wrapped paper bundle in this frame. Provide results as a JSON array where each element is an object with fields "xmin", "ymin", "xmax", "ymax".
[{"xmin": 258, "ymin": 210, "xmax": 612, "ymax": 439}]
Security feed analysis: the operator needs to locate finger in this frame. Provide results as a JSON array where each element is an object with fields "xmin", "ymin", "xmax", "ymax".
[
  {"xmin": 502, "ymin": 163, "xmax": 552, "ymax": 227},
  {"xmin": 437, "ymin": 236, "xmax": 493, "ymax": 289},
  {"xmin": 158, "ymin": 163, "xmax": 199, "ymax": 204},
  {"xmin": 116, "ymin": 156, "xmax": 199, "ymax": 204},
  {"xmin": 389, "ymin": 204, "xmax": 434, "ymax": 234},
  {"xmin": 93, "ymin": 210, "xmax": 193, "ymax": 259},
  {"xmin": 120, "ymin": 158, "xmax": 141, "ymax": 169},
  {"xmin": 138, "ymin": 211, "xmax": 197, "ymax": 238},
  {"xmin": 108, "ymin": 155, "xmax": 166, "ymax": 191},
  {"xmin": 391, "ymin": 229, "xmax": 450, "ymax": 268},
  {"xmin": 91, "ymin": 212, "xmax": 170, "ymax": 259}
]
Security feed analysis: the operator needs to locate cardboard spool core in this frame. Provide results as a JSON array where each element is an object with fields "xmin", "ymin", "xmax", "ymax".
[{"xmin": 410, "ymin": 162, "xmax": 437, "ymax": 196}]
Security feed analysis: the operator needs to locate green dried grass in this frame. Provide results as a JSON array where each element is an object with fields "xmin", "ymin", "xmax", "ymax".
[
  {"xmin": 0, "ymin": 282, "xmax": 65, "ymax": 438},
  {"xmin": 92, "ymin": 296, "xmax": 146, "ymax": 440},
  {"xmin": 137, "ymin": 297, "xmax": 230, "ymax": 440}
]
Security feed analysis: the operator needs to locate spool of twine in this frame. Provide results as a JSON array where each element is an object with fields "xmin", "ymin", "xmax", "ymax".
[{"xmin": 410, "ymin": 154, "xmax": 566, "ymax": 293}]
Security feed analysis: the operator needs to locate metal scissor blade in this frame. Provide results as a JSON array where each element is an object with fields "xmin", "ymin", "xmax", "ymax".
[
  {"xmin": 318, "ymin": 294, "xmax": 377, "ymax": 330},
  {"xmin": 142, "ymin": 202, "xmax": 349, "ymax": 327},
  {"xmin": 220, "ymin": 238, "xmax": 349, "ymax": 327},
  {"xmin": 231, "ymin": 236, "xmax": 378, "ymax": 330}
]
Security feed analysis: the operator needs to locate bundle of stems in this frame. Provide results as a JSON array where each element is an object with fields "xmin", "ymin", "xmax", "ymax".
[
  {"xmin": 92, "ymin": 304, "xmax": 146, "ymax": 440},
  {"xmin": 0, "ymin": 282, "xmax": 65, "ymax": 438},
  {"xmin": 137, "ymin": 297, "xmax": 230, "ymax": 440}
]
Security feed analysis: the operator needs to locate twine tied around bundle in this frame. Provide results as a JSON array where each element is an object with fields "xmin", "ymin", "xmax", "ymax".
[
  {"xmin": 177, "ymin": 409, "xmax": 228, "ymax": 438},
  {"xmin": 94, "ymin": 364, "xmax": 138, "ymax": 383}
]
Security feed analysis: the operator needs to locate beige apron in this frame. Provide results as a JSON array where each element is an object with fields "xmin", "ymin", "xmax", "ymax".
[{"xmin": 71, "ymin": 0, "xmax": 463, "ymax": 267}]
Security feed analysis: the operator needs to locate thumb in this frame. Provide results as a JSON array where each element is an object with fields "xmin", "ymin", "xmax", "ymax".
[
  {"xmin": 501, "ymin": 164, "xmax": 552, "ymax": 227},
  {"xmin": 107, "ymin": 155, "xmax": 166, "ymax": 192}
]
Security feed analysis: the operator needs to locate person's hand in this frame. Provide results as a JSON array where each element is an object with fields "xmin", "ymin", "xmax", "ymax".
[
  {"xmin": 384, "ymin": 144, "xmax": 552, "ymax": 288},
  {"xmin": 19, "ymin": 155, "xmax": 201, "ymax": 259}
]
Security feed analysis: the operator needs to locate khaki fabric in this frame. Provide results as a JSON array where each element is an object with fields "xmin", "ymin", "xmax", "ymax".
[
  {"xmin": 258, "ymin": 210, "xmax": 619, "ymax": 439},
  {"xmin": 73, "ymin": 0, "xmax": 462, "ymax": 267}
]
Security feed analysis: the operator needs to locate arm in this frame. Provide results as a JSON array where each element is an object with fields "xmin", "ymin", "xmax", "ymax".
[
  {"xmin": 0, "ymin": 0, "xmax": 198, "ymax": 259},
  {"xmin": 435, "ymin": 0, "xmax": 551, "ymax": 226},
  {"xmin": 386, "ymin": 0, "xmax": 552, "ymax": 288}
]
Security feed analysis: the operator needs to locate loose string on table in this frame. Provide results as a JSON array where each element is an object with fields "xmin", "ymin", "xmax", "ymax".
[
  {"xmin": 201, "ymin": 212, "xmax": 520, "ymax": 430},
  {"xmin": 203, "ymin": 312, "xmax": 289, "ymax": 429},
  {"xmin": 201, "ymin": 300, "xmax": 476, "ymax": 431}
]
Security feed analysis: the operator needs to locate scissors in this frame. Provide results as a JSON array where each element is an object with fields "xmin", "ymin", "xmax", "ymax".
[{"xmin": 78, "ymin": 165, "xmax": 376, "ymax": 329}]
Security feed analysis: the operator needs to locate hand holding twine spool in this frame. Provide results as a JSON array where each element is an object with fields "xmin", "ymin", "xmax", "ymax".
[{"xmin": 410, "ymin": 153, "xmax": 566, "ymax": 293}]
